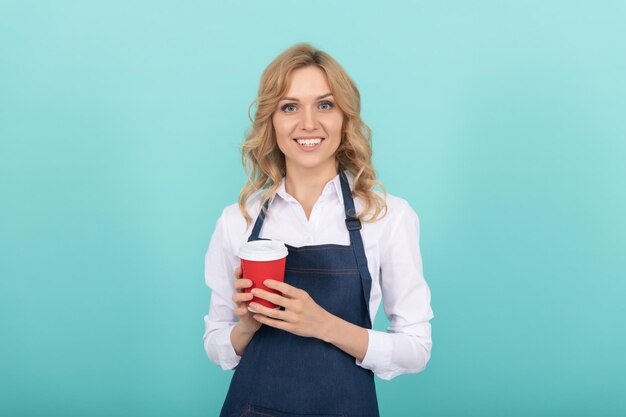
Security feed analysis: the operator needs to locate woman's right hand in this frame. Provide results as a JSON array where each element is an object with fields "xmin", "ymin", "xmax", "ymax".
[{"xmin": 232, "ymin": 266, "xmax": 262, "ymax": 334}]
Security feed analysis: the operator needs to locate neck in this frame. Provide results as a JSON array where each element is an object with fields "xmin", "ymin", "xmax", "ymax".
[{"xmin": 284, "ymin": 161, "xmax": 340, "ymax": 207}]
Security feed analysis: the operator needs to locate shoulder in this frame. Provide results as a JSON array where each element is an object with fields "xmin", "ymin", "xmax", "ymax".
[
  {"xmin": 365, "ymin": 189, "xmax": 416, "ymax": 226},
  {"xmin": 379, "ymin": 190, "xmax": 411, "ymax": 213},
  {"xmin": 368, "ymin": 191, "xmax": 422, "ymax": 261}
]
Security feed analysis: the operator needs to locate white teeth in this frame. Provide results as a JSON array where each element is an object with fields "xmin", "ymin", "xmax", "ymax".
[{"xmin": 295, "ymin": 138, "xmax": 323, "ymax": 146}]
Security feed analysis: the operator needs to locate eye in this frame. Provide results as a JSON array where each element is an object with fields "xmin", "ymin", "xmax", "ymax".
[
  {"xmin": 280, "ymin": 101, "xmax": 335, "ymax": 113},
  {"xmin": 281, "ymin": 103, "xmax": 297, "ymax": 112},
  {"xmin": 319, "ymin": 100, "xmax": 334, "ymax": 110}
]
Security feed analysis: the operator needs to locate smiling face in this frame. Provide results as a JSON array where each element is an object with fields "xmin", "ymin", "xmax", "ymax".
[{"xmin": 272, "ymin": 65, "xmax": 344, "ymax": 176}]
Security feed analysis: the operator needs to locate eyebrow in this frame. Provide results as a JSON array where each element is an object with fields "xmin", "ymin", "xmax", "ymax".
[{"xmin": 279, "ymin": 93, "xmax": 334, "ymax": 102}]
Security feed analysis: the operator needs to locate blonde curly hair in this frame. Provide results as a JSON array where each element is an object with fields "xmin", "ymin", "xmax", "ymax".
[{"xmin": 238, "ymin": 42, "xmax": 388, "ymax": 227}]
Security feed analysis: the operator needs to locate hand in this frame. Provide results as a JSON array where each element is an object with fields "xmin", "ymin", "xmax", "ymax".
[
  {"xmin": 249, "ymin": 279, "xmax": 333, "ymax": 340},
  {"xmin": 231, "ymin": 266, "xmax": 262, "ymax": 334}
]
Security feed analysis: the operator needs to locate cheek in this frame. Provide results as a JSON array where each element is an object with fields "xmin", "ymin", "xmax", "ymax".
[
  {"xmin": 273, "ymin": 115, "xmax": 296, "ymax": 136},
  {"xmin": 329, "ymin": 114, "xmax": 344, "ymax": 135},
  {"xmin": 325, "ymin": 119, "xmax": 344, "ymax": 144},
  {"xmin": 274, "ymin": 135, "xmax": 288, "ymax": 155},
  {"xmin": 272, "ymin": 118, "xmax": 288, "ymax": 143}
]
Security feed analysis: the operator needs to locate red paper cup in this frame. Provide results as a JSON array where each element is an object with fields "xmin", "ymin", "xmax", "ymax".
[{"xmin": 238, "ymin": 240, "xmax": 288, "ymax": 310}]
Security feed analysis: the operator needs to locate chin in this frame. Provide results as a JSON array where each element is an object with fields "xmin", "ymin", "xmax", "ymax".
[{"xmin": 287, "ymin": 157, "xmax": 336, "ymax": 171}]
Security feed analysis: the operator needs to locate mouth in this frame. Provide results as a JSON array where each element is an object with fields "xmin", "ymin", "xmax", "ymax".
[{"xmin": 293, "ymin": 137, "xmax": 325, "ymax": 148}]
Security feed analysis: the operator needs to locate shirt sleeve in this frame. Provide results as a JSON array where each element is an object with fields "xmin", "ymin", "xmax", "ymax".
[
  {"xmin": 355, "ymin": 200, "xmax": 434, "ymax": 380},
  {"xmin": 202, "ymin": 208, "xmax": 243, "ymax": 371}
]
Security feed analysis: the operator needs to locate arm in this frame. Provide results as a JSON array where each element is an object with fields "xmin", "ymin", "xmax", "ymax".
[
  {"xmin": 321, "ymin": 315, "xmax": 369, "ymax": 363},
  {"xmin": 202, "ymin": 208, "xmax": 245, "ymax": 370},
  {"xmin": 326, "ymin": 200, "xmax": 434, "ymax": 381},
  {"xmin": 230, "ymin": 321, "xmax": 257, "ymax": 357}
]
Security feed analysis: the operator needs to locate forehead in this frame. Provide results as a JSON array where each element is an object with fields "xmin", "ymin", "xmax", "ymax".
[{"xmin": 283, "ymin": 66, "xmax": 331, "ymax": 97}]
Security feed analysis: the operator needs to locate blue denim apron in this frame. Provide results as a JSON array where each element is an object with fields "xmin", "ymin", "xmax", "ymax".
[{"xmin": 219, "ymin": 170, "xmax": 380, "ymax": 417}]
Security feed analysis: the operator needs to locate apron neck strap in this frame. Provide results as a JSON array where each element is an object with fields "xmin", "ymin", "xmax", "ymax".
[
  {"xmin": 338, "ymin": 169, "xmax": 362, "ymax": 232},
  {"xmin": 247, "ymin": 168, "xmax": 360, "ymax": 241},
  {"xmin": 248, "ymin": 196, "xmax": 271, "ymax": 242}
]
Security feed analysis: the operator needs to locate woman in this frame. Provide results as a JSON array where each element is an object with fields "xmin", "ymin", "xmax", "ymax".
[{"xmin": 204, "ymin": 43, "xmax": 434, "ymax": 417}]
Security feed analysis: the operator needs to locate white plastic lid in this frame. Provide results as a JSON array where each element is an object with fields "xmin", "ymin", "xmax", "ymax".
[{"xmin": 238, "ymin": 240, "xmax": 288, "ymax": 262}]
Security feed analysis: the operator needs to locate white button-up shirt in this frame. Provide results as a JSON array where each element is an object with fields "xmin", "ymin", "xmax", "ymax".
[{"xmin": 203, "ymin": 171, "xmax": 434, "ymax": 380}]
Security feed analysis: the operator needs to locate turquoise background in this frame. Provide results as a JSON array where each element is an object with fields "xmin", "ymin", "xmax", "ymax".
[{"xmin": 1, "ymin": 1, "xmax": 624, "ymax": 416}]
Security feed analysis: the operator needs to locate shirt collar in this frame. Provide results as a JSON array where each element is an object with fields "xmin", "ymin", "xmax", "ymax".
[{"xmin": 275, "ymin": 170, "xmax": 352, "ymax": 206}]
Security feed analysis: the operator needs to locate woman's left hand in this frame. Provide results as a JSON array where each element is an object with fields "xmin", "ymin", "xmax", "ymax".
[{"xmin": 249, "ymin": 280, "xmax": 332, "ymax": 340}]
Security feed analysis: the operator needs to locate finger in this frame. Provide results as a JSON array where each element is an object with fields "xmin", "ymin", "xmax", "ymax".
[
  {"xmin": 263, "ymin": 280, "xmax": 301, "ymax": 299},
  {"xmin": 235, "ymin": 305, "xmax": 249, "ymax": 317},
  {"xmin": 232, "ymin": 292, "xmax": 253, "ymax": 304},
  {"xmin": 249, "ymin": 302, "xmax": 287, "ymax": 321},
  {"xmin": 251, "ymin": 288, "xmax": 294, "ymax": 310},
  {"xmin": 234, "ymin": 279, "xmax": 253, "ymax": 291},
  {"xmin": 234, "ymin": 266, "xmax": 242, "ymax": 278},
  {"xmin": 235, "ymin": 302, "xmax": 255, "ymax": 316},
  {"xmin": 240, "ymin": 292, "xmax": 254, "ymax": 302},
  {"xmin": 253, "ymin": 314, "xmax": 291, "ymax": 332}
]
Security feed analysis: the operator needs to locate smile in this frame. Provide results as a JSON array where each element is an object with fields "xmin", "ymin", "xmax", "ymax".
[
  {"xmin": 293, "ymin": 137, "xmax": 325, "ymax": 152},
  {"xmin": 294, "ymin": 137, "xmax": 324, "ymax": 146}
]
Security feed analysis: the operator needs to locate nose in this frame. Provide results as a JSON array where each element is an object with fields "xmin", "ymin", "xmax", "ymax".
[{"xmin": 301, "ymin": 106, "xmax": 317, "ymax": 131}]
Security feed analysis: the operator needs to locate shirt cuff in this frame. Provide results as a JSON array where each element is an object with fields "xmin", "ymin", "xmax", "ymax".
[
  {"xmin": 204, "ymin": 322, "xmax": 242, "ymax": 371},
  {"xmin": 355, "ymin": 329, "xmax": 393, "ymax": 376},
  {"xmin": 221, "ymin": 324, "xmax": 242, "ymax": 370}
]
